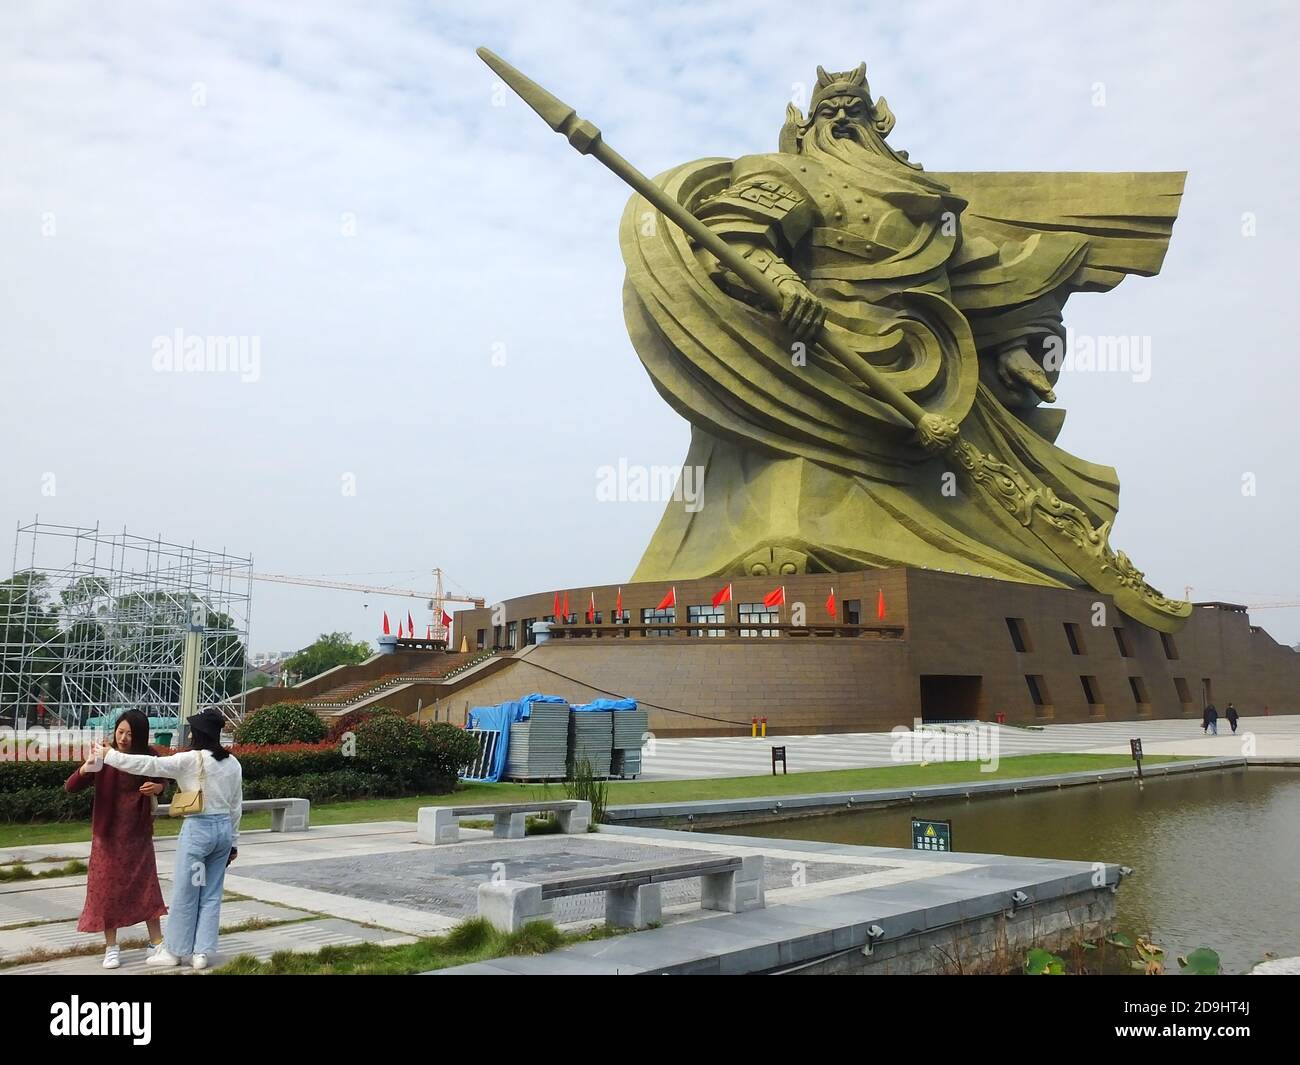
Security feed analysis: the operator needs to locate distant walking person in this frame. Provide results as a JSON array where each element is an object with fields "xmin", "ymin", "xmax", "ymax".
[
  {"xmin": 1204, "ymin": 704, "xmax": 1219, "ymax": 736},
  {"xmin": 95, "ymin": 709, "xmax": 242, "ymax": 971},
  {"xmin": 1225, "ymin": 703, "xmax": 1239, "ymax": 734}
]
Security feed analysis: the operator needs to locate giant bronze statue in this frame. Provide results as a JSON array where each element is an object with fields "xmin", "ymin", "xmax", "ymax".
[{"xmin": 478, "ymin": 49, "xmax": 1191, "ymax": 632}]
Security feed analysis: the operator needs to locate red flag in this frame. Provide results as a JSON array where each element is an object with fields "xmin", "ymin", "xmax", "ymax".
[
  {"xmin": 441, "ymin": 610, "xmax": 453, "ymax": 628},
  {"xmin": 397, "ymin": 621, "xmax": 404, "ymax": 639},
  {"xmin": 426, "ymin": 625, "xmax": 432, "ymax": 639},
  {"xmin": 826, "ymin": 587, "xmax": 837, "ymax": 619},
  {"xmin": 407, "ymin": 611, "xmax": 415, "ymax": 636},
  {"xmin": 656, "ymin": 586, "xmax": 676, "ymax": 610},
  {"xmin": 877, "ymin": 587, "xmax": 886, "ymax": 619},
  {"xmin": 615, "ymin": 586, "xmax": 623, "ymax": 617},
  {"xmin": 763, "ymin": 585, "xmax": 785, "ymax": 608},
  {"xmin": 382, "ymin": 612, "xmax": 390, "ymax": 635},
  {"xmin": 711, "ymin": 583, "xmax": 733, "ymax": 608},
  {"xmin": 553, "ymin": 591, "xmax": 561, "ymax": 620},
  {"xmin": 563, "ymin": 591, "xmax": 571, "ymax": 620},
  {"xmin": 586, "ymin": 591, "xmax": 596, "ymax": 623}
]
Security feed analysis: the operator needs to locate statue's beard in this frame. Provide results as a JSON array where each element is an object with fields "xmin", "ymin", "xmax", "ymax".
[{"xmin": 802, "ymin": 121, "xmax": 913, "ymax": 170}]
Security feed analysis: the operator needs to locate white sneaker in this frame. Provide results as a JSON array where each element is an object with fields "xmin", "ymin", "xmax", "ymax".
[
  {"xmin": 191, "ymin": 953, "xmax": 209, "ymax": 971},
  {"xmin": 145, "ymin": 948, "xmax": 181, "ymax": 968},
  {"xmin": 102, "ymin": 945, "xmax": 120, "ymax": 970}
]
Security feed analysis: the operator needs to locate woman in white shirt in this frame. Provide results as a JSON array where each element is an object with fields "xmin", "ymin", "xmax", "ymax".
[{"xmin": 95, "ymin": 709, "xmax": 243, "ymax": 970}]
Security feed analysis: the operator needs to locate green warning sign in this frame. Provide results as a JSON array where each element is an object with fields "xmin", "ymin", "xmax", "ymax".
[{"xmin": 911, "ymin": 818, "xmax": 953, "ymax": 852}]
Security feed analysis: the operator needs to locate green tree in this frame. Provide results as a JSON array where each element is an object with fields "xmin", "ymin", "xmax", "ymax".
[
  {"xmin": 0, "ymin": 572, "xmax": 63, "ymax": 720},
  {"xmin": 284, "ymin": 632, "xmax": 372, "ymax": 681}
]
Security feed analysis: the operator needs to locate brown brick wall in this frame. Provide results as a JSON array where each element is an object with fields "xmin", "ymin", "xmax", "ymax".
[{"xmin": 421, "ymin": 569, "xmax": 1300, "ymax": 736}]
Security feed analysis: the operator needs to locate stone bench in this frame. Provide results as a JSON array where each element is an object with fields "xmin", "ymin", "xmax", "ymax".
[
  {"xmin": 417, "ymin": 800, "xmax": 591, "ymax": 845},
  {"xmin": 478, "ymin": 852, "xmax": 766, "ymax": 931},
  {"xmin": 154, "ymin": 797, "xmax": 310, "ymax": 832}
]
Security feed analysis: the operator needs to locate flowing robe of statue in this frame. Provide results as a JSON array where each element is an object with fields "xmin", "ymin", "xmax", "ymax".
[{"xmin": 620, "ymin": 64, "xmax": 1184, "ymax": 587}]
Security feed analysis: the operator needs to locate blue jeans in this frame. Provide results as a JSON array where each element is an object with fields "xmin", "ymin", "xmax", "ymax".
[
  {"xmin": 166, "ymin": 814, "xmax": 233, "ymax": 957},
  {"xmin": 1209, "ymin": 721, "xmax": 1218, "ymax": 735}
]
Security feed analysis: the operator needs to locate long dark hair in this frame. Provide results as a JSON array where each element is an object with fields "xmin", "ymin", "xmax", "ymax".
[
  {"xmin": 112, "ymin": 709, "xmax": 155, "ymax": 756},
  {"xmin": 188, "ymin": 728, "xmax": 231, "ymax": 761}
]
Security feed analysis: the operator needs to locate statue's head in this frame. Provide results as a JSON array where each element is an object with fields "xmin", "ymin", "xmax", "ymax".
[{"xmin": 782, "ymin": 63, "xmax": 915, "ymax": 168}]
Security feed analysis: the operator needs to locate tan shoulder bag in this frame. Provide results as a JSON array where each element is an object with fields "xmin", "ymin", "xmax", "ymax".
[{"xmin": 169, "ymin": 752, "xmax": 206, "ymax": 817}]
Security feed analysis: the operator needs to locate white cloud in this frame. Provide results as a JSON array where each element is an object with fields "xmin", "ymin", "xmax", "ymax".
[{"xmin": 1, "ymin": 0, "xmax": 1298, "ymax": 647}]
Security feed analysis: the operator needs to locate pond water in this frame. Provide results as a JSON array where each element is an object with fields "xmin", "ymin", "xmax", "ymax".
[{"xmin": 725, "ymin": 766, "xmax": 1300, "ymax": 974}]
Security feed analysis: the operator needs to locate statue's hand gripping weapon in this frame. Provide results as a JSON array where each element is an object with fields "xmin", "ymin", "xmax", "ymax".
[{"xmin": 476, "ymin": 46, "xmax": 1190, "ymax": 633}]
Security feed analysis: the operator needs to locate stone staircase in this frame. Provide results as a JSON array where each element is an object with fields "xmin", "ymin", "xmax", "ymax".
[{"xmin": 300, "ymin": 651, "xmax": 497, "ymax": 711}]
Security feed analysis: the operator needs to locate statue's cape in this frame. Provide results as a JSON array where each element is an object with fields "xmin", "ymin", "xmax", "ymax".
[
  {"xmin": 621, "ymin": 158, "xmax": 1183, "ymax": 491},
  {"xmin": 936, "ymin": 170, "xmax": 1186, "ymax": 301}
]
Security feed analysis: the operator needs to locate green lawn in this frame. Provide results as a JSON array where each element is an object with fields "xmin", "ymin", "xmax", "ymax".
[{"xmin": 0, "ymin": 753, "xmax": 1182, "ymax": 848}]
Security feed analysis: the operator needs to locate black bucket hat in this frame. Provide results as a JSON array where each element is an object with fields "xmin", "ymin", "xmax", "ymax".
[{"xmin": 187, "ymin": 710, "xmax": 224, "ymax": 739}]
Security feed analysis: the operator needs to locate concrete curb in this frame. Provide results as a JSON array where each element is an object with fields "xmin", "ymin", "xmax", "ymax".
[{"xmin": 603, "ymin": 756, "xmax": 1268, "ymax": 824}]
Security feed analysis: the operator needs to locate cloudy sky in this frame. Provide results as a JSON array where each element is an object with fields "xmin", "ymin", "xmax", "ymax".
[{"xmin": 3, "ymin": 0, "xmax": 1299, "ymax": 651}]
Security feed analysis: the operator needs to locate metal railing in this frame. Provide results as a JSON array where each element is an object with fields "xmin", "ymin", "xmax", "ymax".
[{"xmin": 543, "ymin": 622, "xmax": 906, "ymax": 640}]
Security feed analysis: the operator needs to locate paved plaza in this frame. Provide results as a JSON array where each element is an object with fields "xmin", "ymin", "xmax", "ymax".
[
  {"xmin": 3, "ymin": 716, "xmax": 1297, "ymax": 974},
  {"xmin": 1, "ymin": 811, "xmax": 1123, "ymax": 976},
  {"xmin": 0, "ymin": 817, "xmax": 988, "ymax": 975}
]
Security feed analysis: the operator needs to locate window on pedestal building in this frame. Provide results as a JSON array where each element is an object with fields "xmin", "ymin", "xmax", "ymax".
[
  {"xmin": 523, "ymin": 618, "xmax": 537, "ymax": 644},
  {"xmin": 687, "ymin": 604, "xmax": 726, "ymax": 636},
  {"xmin": 1080, "ymin": 675, "xmax": 1102, "ymax": 705},
  {"xmin": 492, "ymin": 625, "xmax": 502, "ymax": 648},
  {"xmin": 641, "ymin": 607, "xmax": 675, "ymax": 637},
  {"xmin": 738, "ymin": 603, "xmax": 779, "ymax": 637},
  {"xmin": 1025, "ymin": 674, "xmax": 1050, "ymax": 706},
  {"xmin": 1006, "ymin": 618, "xmax": 1033, "ymax": 653},
  {"xmin": 1064, "ymin": 622, "xmax": 1087, "ymax": 655},
  {"xmin": 1161, "ymin": 633, "xmax": 1180, "ymax": 660},
  {"xmin": 612, "ymin": 609, "xmax": 630, "ymax": 638},
  {"xmin": 844, "ymin": 599, "xmax": 861, "ymax": 625},
  {"xmin": 1173, "ymin": 676, "xmax": 1193, "ymax": 705},
  {"xmin": 1128, "ymin": 676, "xmax": 1150, "ymax": 704},
  {"xmin": 476, "ymin": 628, "xmax": 485, "ymax": 651},
  {"xmin": 506, "ymin": 621, "xmax": 518, "ymax": 650},
  {"xmin": 1113, "ymin": 627, "xmax": 1134, "ymax": 657}
]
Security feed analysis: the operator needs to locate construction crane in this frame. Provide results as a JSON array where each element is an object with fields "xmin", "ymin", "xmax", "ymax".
[{"xmin": 246, "ymin": 568, "xmax": 484, "ymax": 643}]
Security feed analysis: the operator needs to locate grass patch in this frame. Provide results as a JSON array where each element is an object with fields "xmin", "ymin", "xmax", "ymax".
[
  {"xmin": 212, "ymin": 917, "xmax": 614, "ymax": 975},
  {"xmin": 0, "ymin": 859, "xmax": 87, "ymax": 882},
  {"xmin": 0, "ymin": 911, "xmax": 318, "ymax": 970},
  {"xmin": 0, "ymin": 753, "xmax": 1192, "ymax": 848}
]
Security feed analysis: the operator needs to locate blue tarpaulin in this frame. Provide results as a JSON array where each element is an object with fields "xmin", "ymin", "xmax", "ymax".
[
  {"xmin": 464, "ymin": 693, "xmax": 568, "ymax": 782},
  {"xmin": 570, "ymin": 699, "xmax": 637, "ymax": 713}
]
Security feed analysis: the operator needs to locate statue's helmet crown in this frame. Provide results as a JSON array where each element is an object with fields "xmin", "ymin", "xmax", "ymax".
[{"xmin": 810, "ymin": 62, "xmax": 872, "ymax": 112}]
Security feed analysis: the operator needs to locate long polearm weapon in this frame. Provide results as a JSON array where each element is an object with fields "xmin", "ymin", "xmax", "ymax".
[{"xmin": 476, "ymin": 47, "xmax": 1191, "ymax": 633}]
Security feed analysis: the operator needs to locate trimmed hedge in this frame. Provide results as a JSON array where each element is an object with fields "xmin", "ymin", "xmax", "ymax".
[
  {"xmin": 353, "ymin": 716, "xmax": 479, "ymax": 795},
  {"xmin": 0, "ymin": 718, "xmax": 477, "ymax": 823},
  {"xmin": 0, "ymin": 787, "xmax": 94, "ymax": 823},
  {"xmin": 242, "ymin": 770, "xmax": 392, "ymax": 805},
  {"xmin": 234, "ymin": 703, "xmax": 327, "ymax": 746},
  {"xmin": 325, "ymin": 706, "xmax": 394, "ymax": 742}
]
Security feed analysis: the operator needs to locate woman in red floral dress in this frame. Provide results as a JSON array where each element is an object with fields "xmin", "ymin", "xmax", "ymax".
[{"xmin": 65, "ymin": 709, "xmax": 169, "ymax": 969}]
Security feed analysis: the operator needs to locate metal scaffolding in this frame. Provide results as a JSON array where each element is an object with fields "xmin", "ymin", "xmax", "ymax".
[{"xmin": 1, "ymin": 520, "xmax": 252, "ymax": 729}]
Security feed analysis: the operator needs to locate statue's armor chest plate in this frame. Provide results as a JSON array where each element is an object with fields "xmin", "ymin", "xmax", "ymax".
[{"xmin": 782, "ymin": 157, "xmax": 962, "ymax": 281}]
